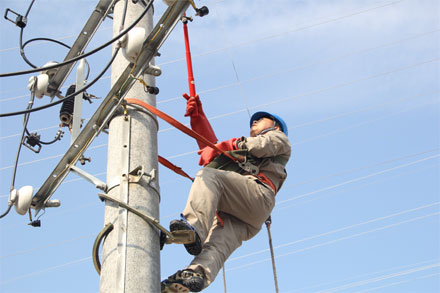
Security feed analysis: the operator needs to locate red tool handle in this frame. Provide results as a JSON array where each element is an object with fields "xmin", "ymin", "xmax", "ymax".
[{"xmin": 183, "ymin": 20, "xmax": 196, "ymax": 97}]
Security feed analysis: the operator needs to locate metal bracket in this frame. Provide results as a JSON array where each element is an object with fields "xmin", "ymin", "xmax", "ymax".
[
  {"xmin": 70, "ymin": 165, "xmax": 107, "ymax": 191},
  {"xmin": 107, "ymin": 165, "xmax": 159, "ymax": 195},
  {"xmin": 4, "ymin": 8, "xmax": 27, "ymax": 28},
  {"xmin": 98, "ymin": 193, "xmax": 195, "ymax": 245},
  {"xmin": 144, "ymin": 63, "xmax": 162, "ymax": 76}
]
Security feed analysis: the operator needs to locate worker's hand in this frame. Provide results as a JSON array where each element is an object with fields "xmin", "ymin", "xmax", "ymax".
[
  {"xmin": 198, "ymin": 138, "xmax": 238, "ymax": 166},
  {"xmin": 183, "ymin": 93, "xmax": 203, "ymax": 118},
  {"xmin": 182, "ymin": 93, "xmax": 218, "ymax": 148}
]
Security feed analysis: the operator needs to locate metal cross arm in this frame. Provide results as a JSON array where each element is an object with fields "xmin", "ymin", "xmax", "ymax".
[
  {"xmin": 46, "ymin": 0, "xmax": 117, "ymax": 97},
  {"xmin": 30, "ymin": 0, "xmax": 192, "ymax": 214}
]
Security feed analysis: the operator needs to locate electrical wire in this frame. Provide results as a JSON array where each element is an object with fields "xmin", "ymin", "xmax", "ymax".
[
  {"xmin": 0, "ymin": 0, "xmax": 153, "ymax": 118},
  {"xmin": 354, "ymin": 272, "xmax": 440, "ymax": 293},
  {"xmin": 10, "ymin": 92, "xmax": 35, "ymax": 190},
  {"xmin": 0, "ymin": 47, "xmax": 120, "ymax": 118},
  {"xmin": 21, "ymin": 38, "xmax": 91, "ymax": 80},
  {"xmin": 0, "ymin": 92, "xmax": 437, "ymax": 172},
  {"xmin": 0, "ymin": 205, "xmax": 13, "ymax": 219},
  {"xmin": 212, "ymin": 2, "xmax": 251, "ymax": 118},
  {"xmin": 292, "ymin": 98, "xmax": 440, "ymax": 146},
  {"xmin": 315, "ymin": 263, "xmax": 440, "ymax": 293},
  {"xmin": 0, "ymin": 0, "xmax": 153, "ymax": 78},
  {"xmin": 286, "ymin": 258, "xmax": 439, "ymax": 293},
  {"xmin": 0, "ymin": 257, "xmax": 92, "ymax": 285},
  {"xmin": 0, "ymin": 26, "xmax": 113, "ymax": 54},
  {"xmin": 0, "ymin": 82, "xmax": 36, "ymax": 218},
  {"xmin": 1, "ymin": 28, "xmax": 438, "ymax": 104},
  {"xmin": 226, "ymin": 212, "xmax": 440, "ymax": 272},
  {"xmin": 1, "ymin": 172, "xmax": 437, "ymax": 256},
  {"xmin": 0, "ymin": 0, "xmax": 417, "ymax": 97},
  {"xmin": 228, "ymin": 201, "xmax": 440, "ymax": 263},
  {"xmin": 276, "ymin": 154, "xmax": 440, "ymax": 206}
]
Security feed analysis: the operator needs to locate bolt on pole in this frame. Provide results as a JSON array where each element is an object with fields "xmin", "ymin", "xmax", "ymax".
[{"xmin": 99, "ymin": 1, "xmax": 160, "ymax": 292}]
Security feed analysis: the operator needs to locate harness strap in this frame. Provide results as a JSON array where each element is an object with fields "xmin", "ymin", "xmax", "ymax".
[
  {"xmin": 158, "ymin": 155, "xmax": 194, "ymax": 182},
  {"xmin": 125, "ymin": 98, "xmax": 238, "ymax": 162},
  {"xmin": 257, "ymin": 172, "xmax": 276, "ymax": 194}
]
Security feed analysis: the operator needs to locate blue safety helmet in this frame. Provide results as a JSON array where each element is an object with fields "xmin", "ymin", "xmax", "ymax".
[{"xmin": 250, "ymin": 111, "xmax": 288, "ymax": 136}]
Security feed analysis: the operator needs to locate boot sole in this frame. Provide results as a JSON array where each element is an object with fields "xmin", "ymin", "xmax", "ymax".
[
  {"xmin": 161, "ymin": 282, "xmax": 190, "ymax": 293},
  {"xmin": 170, "ymin": 220, "xmax": 202, "ymax": 255}
]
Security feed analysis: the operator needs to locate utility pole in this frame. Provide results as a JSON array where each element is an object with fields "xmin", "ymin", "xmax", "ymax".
[{"xmin": 100, "ymin": 1, "xmax": 160, "ymax": 292}]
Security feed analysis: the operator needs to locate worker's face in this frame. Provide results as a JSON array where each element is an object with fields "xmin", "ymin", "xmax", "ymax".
[{"xmin": 250, "ymin": 117, "xmax": 276, "ymax": 137}]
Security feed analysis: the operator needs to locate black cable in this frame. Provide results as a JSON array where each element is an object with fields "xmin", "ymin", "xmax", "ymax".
[
  {"xmin": 17, "ymin": 0, "xmax": 38, "ymax": 68},
  {"xmin": 0, "ymin": 47, "xmax": 120, "ymax": 118},
  {"xmin": 21, "ymin": 36, "xmax": 70, "ymax": 69},
  {"xmin": 10, "ymin": 80, "xmax": 36, "ymax": 192},
  {"xmin": 0, "ymin": 205, "xmax": 13, "ymax": 219},
  {"xmin": 38, "ymin": 130, "xmax": 63, "ymax": 145},
  {"xmin": 24, "ymin": 0, "xmax": 36, "ymax": 18},
  {"xmin": 19, "ymin": 28, "xmax": 37, "ymax": 68},
  {"xmin": 0, "ymin": 0, "xmax": 154, "ymax": 78},
  {"xmin": 120, "ymin": 0, "xmax": 129, "ymax": 32},
  {"xmin": 21, "ymin": 38, "xmax": 91, "ymax": 80}
]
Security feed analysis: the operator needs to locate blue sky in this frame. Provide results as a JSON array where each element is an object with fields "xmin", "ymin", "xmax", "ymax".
[{"xmin": 0, "ymin": 0, "xmax": 439, "ymax": 292}]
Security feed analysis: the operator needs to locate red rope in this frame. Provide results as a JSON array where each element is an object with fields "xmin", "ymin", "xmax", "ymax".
[{"xmin": 125, "ymin": 98, "xmax": 238, "ymax": 162}]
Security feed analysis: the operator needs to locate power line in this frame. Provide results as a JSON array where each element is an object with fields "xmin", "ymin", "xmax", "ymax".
[
  {"xmin": 0, "ymin": 143, "xmax": 107, "ymax": 172},
  {"xmin": 157, "ymin": 0, "xmax": 409, "ymax": 68},
  {"xmin": 355, "ymin": 272, "xmax": 440, "ymax": 293},
  {"xmin": 315, "ymin": 263, "xmax": 440, "ymax": 293},
  {"xmin": 212, "ymin": 1, "xmax": 251, "ymax": 118},
  {"xmin": 292, "ymin": 98, "xmax": 440, "ymax": 146},
  {"xmin": 0, "ymin": 92, "xmax": 437, "ymax": 174},
  {"xmin": 3, "ymin": 213, "xmax": 436, "ymax": 285},
  {"xmin": 276, "ymin": 154, "xmax": 440, "ymax": 206},
  {"xmin": 0, "ymin": 234, "xmax": 95, "ymax": 259},
  {"xmin": 226, "ymin": 212, "xmax": 440, "ymax": 272},
  {"xmin": 158, "ymin": 57, "xmax": 440, "ymax": 133},
  {"xmin": 0, "ymin": 256, "xmax": 92, "ymax": 285},
  {"xmin": 286, "ymin": 258, "xmax": 439, "ymax": 293},
  {"xmin": 0, "ymin": 26, "xmax": 113, "ymax": 54},
  {"xmin": 0, "ymin": 1, "xmax": 152, "ymax": 78},
  {"xmin": 154, "ymin": 29, "xmax": 439, "ymax": 106},
  {"xmin": 0, "ymin": 47, "xmax": 119, "ymax": 117},
  {"xmin": 1, "ymin": 1, "xmax": 432, "ymax": 102},
  {"xmin": 282, "ymin": 148, "xmax": 439, "ymax": 190},
  {"xmin": 228, "ymin": 201, "xmax": 440, "ymax": 263}
]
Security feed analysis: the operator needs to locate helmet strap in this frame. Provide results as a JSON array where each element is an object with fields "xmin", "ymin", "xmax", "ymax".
[{"xmin": 257, "ymin": 120, "xmax": 277, "ymax": 136}]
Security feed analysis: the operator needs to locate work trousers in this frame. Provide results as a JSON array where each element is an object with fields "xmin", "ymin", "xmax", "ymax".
[{"xmin": 182, "ymin": 167, "xmax": 275, "ymax": 287}]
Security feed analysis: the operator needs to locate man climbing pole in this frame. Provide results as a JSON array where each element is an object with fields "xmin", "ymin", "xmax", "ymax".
[{"xmin": 161, "ymin": 94, "xmax": 291, "ymax": 292}]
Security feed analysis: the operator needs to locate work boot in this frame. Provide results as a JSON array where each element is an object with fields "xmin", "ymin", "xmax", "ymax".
[
  {"xmin": 170, "ymin": 217, "xmax": 202, "ymax": 256},
  {"xmin": 161, "ymin": 269, "xmax": 205, "ymax": 292}
]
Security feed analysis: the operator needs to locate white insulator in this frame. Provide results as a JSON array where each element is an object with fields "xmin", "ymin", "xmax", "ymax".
[
  {"xmin": 41, "ymin": 61, "xmax": 59, "ymax": 79},
  {"xmin": 121, "ymin": 27, "xmax": 146, "ymax": 63},
  {"xmin": 10, "ymin": 186, "xmax": 34, "ymax": 215},
  {"xmin": 28, "ymin": 74, "xmax": 49, "ymax": 99}
]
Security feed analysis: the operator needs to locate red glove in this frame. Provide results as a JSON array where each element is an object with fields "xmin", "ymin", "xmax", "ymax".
[
  {"xmin": 198, "ymin": 138, "xmax": 238, "ymax": 166},
  {"xmin": 183, "ymin": 93, "xmax": 218, "ymax": 149}
]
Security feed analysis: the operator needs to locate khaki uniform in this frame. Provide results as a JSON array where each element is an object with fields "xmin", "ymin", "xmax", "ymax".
[{"xmin": 183, "ymin": 130, "xmax": 291, "ymax": 287}]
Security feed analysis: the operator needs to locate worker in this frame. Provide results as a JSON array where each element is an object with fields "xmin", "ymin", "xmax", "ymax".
[{"xmin": 161, "ymin": 94, "xmax": 291, "ymax": 292}]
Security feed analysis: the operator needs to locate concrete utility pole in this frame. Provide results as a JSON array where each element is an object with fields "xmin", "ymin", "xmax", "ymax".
[{"xmin": 100, "ymin": 1, "xmax": 160, "ymax": 292}]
